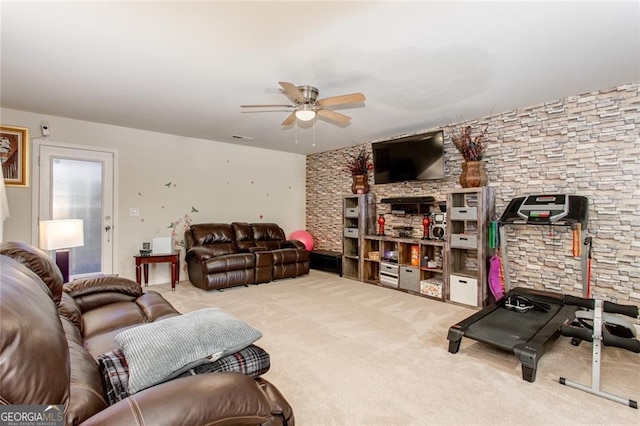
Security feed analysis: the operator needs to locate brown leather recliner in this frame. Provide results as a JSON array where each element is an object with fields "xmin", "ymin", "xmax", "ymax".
[
  {"xmin": 248, "ymin": 223, "xmax": 310, "ymax": 280},
  {"xmin": 185, "ymin": 223, "xmax": 310, "ymax": 290},
  {"xmin": 184, "ymin": 223, "xmax": 256, "ymax": 290},
  {"xmin": 0, "ymin": 242, "xmax": 294, "ymax": 426}
]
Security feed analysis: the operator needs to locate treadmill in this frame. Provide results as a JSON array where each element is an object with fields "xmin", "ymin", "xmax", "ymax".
[{"xmin": 447, "ymin": 194, "xmax": 589, "ymax": 382}]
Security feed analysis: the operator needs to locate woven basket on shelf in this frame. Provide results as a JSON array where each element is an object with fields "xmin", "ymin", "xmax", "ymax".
[{"xmin": 367, "ymin": 251, "xmax": 380, "ymax": 261}]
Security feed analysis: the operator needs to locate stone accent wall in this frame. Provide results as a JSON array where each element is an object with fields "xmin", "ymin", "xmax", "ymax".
[{"xmin": 307, "ymin": 82, "xmax": 640, "ymax": 304}]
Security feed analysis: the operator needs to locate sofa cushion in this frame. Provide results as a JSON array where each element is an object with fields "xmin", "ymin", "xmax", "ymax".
[
  {"xmin": 71, "ymin": 291, "xmax": 139, "ymax": 314},
  {"xmin": 83, "ymin": 301, "xmax": 149, "ymax": 340},
  {"xmin": 0, "ymin": 241, "xmax": 64, "ymax": 304},
  {"xmin": 190, "ymin": 223, "xmax": 239, "ymax": 255},
  {"xmin": 232, "ymin": 222, "xmax": 256, "ymax": 251},
  {"xmin": 65, "ymin": 276, "xmax": 143, "ymax": 299},
  {"xmin": 272, "ymin": 248, "xmax": 311, "ymax": 264},
  {"xmin": 251, "ymin": 223, "xmax": 286, "ymax": 250},
  {"xmin": 81, "ymin": 290, "xmax": 177, "ymax": 332},
  {"xmin": 114, "ymin": 308, "xmax": 262, "ymax": 394}
]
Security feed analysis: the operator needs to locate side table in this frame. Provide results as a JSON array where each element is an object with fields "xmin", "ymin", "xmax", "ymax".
[{"xmin": 134, "ymin": 252, "xmax": 180, "ymax": 291}]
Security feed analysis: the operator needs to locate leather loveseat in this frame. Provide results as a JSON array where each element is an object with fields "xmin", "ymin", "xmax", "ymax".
[
  {"xmin": 0, "ymin": 242, "xmax": 294, "ymax": 426},
  {"xmin": 184, "ymin": 223, "xmax": 310, "ymax": 291}
]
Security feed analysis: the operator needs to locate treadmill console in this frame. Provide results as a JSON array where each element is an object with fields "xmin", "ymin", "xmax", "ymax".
[
  {"xmin": 500, "ymin": 194, "xmax": 588, "ymax": 229},
  {"xmin": 517, "ymin": 194, "xmax": 569, "ymax": 223}
]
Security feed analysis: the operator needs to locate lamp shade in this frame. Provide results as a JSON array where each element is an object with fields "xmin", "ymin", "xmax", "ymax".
[
  {"xmin": 39, "ymin": 219, "xmax": 84, "ymax": 250},
  {"xmin": 295, "ymin": 109, "xmax": 316, "ymax": 121}
]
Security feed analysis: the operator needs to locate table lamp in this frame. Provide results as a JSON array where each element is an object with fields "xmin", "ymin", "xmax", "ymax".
[{"xmin": 39, "ymin": 219, "xmax": 84, "ymax": 283}]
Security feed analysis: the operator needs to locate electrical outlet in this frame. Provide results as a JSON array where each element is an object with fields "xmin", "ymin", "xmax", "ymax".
[{"xmin": 130, "ymin": 208, "xmax": 139, "ymax": 216}]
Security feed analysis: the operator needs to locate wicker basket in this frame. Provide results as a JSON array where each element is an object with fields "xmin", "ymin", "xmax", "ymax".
[{"xmin": 367, "ymin": 251, "xmax": 380, "ymax": 261}]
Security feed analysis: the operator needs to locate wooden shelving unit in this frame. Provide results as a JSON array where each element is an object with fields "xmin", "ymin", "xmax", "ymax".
[
  {"xmin": 362, "ymin": 235, "xmax": 446, "ymax": 301},
  {"xmin": 446, "ymin": 187, "xmax": 495, "ymax": 308},
  {"xmin": 342, "ymin": 194, "xmax": 376, "ymax": 280},
  {"xmin": 348, "ymin": 188, "xmax": 495, "ymax": 307}
]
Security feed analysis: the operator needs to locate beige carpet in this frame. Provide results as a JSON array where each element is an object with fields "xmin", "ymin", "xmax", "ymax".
[{"xmin": 152, "ymin": 271, "xmax": 639, "ymax": 425}]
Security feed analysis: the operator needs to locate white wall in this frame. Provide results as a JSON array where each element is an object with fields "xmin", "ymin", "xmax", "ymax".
[{"xmin": 1, "ymin": 108, "xmax": 307, "ymax": 283}]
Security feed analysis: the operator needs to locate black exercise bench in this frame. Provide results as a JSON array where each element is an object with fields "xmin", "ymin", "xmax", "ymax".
[{"xmin": 309, "ymin": 250, "xmax": 342, "ymax": 277}]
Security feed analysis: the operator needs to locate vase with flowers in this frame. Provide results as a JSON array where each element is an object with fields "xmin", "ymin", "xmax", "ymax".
[
  {"xmin": 344, "ymin": 146, "xmax": 373, "ymax": 194},
  {"xmin": 450, "ymin": 124, "xmax": 490, "ymax": 188}
]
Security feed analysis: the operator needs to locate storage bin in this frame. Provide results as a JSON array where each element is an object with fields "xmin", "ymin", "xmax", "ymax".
[
  {"xmin": 450, "ymin": 207, "xmax": 478, "ymax": 221},
  {"xmin": 344, "ymin": 228, "xmax": 359, "ymax": 238},
  {"xmin": 451, "ymin": 233, "xmax": 477, "ymax": 249},
  {"xmin": 449, "ymin": 274, "xmax": 478, "ymax": 306},
  {"xmin": 420, "ymin": 279, "xmax": 443, "ymax": 298},
  {"xmin": 380, "ymin": 262, "xmax": 399, "ymax": 275},
  {"xmin": 345, "ymin": 207, "xmax": 358, "ymax": 218},
  {"xmin": 399, "ymin": 266, "xmax": 420, "ymax": 292},
  {"xmin": 380, "ymin": 261, "xmax": 399, "ymax": 288},
  {"xmin": 380, "ymin": 275, "xmax": 399, "ymax": 288}
]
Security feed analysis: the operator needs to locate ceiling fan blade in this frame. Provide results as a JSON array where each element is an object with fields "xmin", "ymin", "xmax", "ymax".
[
  {"xmin": 281, "ymin": 112, "xmax": 297, "ymax": 126},
  {"xmin": 279, "ymin": 81, "xmax": 305, "ymax": 102},
  {"xmin": 317, "ymin": 92, "xmax": 366, "ymax": 107},
  {"xmin": 241, "ymin": 104, "xmax": 293, "ymax": 108},
  {"xmin": 317, "ymin": 108, "xmax": 351, "ymax": 124}
]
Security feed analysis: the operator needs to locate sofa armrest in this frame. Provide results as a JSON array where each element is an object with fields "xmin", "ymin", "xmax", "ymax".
[
  {"xmin": 64, "ymin": 276, "xmax": 143, "ymax": 298},
  {"xmin": 82, "ymin": 373, "xmax": 286, "ymax": 426},
  {"xmin": 256, "ymin": 377, "xmax": 295, "ymax": 425},
  {"xmin": 284, "ymin": 239, "xmax": 306, "ymax": 250},
  {"xmin": 185, "ymin": 246, "xmax": 216, "ymax": 262}
]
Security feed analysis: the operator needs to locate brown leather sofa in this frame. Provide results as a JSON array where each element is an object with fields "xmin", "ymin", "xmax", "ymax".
[
  {"xmin": 0, "ymin": 242, "xmax": 294, "ymax": 426},
  {"xmin": 185, "ymin": 223, "xmax": 310, "ymax": 291}
]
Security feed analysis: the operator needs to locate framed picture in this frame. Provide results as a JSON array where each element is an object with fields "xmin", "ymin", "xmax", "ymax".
[{"xmin": 1, "ymin": 125, "xmax": 29, "ymax": 187}]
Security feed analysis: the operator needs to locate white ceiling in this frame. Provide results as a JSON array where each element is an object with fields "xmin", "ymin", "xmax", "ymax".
[{"xmin": 1, "ymin": 1, "xmax": 639, "ymax": 155}]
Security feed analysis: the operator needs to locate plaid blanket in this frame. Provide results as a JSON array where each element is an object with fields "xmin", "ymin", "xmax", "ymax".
[{"xmin": 97, "ymin": 344, "xmax": 270, "ymax": 405}]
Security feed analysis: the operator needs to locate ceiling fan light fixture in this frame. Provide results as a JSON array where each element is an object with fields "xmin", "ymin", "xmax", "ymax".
[
  {"xmin": 241, "ymin": 82, "xmax": 363, "ymax": 126},
  {"xmin": 295, "ymin": 109, "xmax": 316, "ymax": 121}
]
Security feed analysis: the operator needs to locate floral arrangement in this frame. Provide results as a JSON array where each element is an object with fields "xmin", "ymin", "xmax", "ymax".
[
  {"xmin": 450, "ymin": 125, "xmax": 489, "ymax": 162},
  {"xmin": 344, "ymin": 146, "xmax": 373, "ymax": 176}
]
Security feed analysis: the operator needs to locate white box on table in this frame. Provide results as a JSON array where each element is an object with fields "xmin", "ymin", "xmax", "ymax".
[{"xmin": 152, "ymin": 237, "xmax": 173, "ymax": 254}]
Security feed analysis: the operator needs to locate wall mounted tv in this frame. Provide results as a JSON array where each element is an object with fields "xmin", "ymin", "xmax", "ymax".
[{"xmin": 372, "ymin": 130, "xmax": 445, "ymax": 184}]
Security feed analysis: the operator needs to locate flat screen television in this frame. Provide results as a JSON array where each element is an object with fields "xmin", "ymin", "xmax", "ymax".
[{"xmin": 372, "ymin": 130, "xmax": 445, "ymax": 184}]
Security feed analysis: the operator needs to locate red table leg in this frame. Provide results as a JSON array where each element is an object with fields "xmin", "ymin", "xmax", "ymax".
[
  {"xmin": 171, "ymin": 259, "xmax": 177, "ymax": 291},
  {"xmin": 135, "ymin": 263, "xmax": 142, "ymax": 285},
  {"xmin": 143, "ymin": 264, "xmax": 149, "ymax": 286},
  {"xmin": 134, "ymin": 253, "xmax": 180, "ymax": 290}
]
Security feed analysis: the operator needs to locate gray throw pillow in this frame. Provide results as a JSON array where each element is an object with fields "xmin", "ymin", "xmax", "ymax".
[{"xmin": 114, "ymin": 307, "xmax": 262, "ymax": 394}]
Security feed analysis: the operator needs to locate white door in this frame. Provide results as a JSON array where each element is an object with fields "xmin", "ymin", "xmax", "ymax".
[{"xmin": 35, "ymin": 142, "xmax": 117, "ymax": 278}]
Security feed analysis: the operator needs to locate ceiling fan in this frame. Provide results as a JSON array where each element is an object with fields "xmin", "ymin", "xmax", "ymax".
[{"xmin": 241, "ymin": 81, "xmax": 366, "ymax": 126}]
